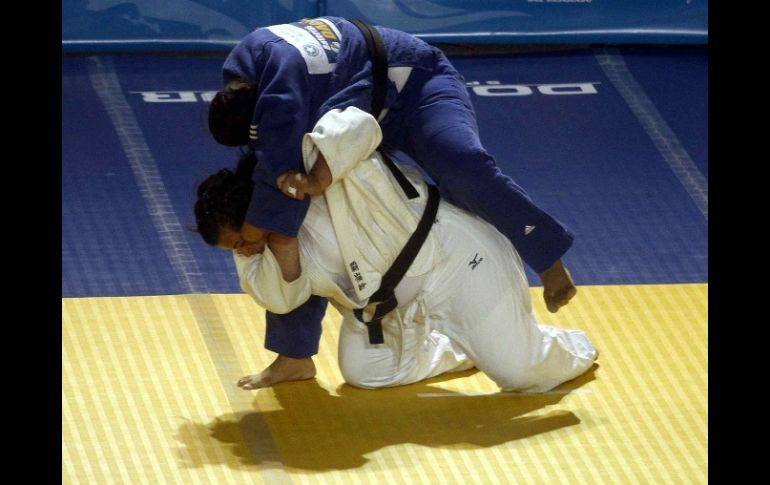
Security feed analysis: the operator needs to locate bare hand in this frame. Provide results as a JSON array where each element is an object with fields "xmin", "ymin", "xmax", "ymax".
[
  {"xmin": 276, "ymin": 171, "xmax": 323, "ymax": 200},
  {"xmin": 234, "ymin": 239, "xmax": 265, "ymax": 257},
  {"xmin": 538, "ymin": 259, "xmax": 578, "ymax": 313}
]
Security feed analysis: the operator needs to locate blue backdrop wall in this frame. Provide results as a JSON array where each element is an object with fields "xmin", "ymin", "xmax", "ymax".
[{"xmin": 62, "ymin": 0, "xmax": 708, "ymax": 53}]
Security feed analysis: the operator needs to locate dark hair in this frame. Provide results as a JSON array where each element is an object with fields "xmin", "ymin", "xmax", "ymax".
[
  {"xmin": 194, "ymin": 151, "xmax": 258, "ymax": 245},
  {"xmin": 208, "ymin": 78, "xmax": 257, "ymax": 146}
]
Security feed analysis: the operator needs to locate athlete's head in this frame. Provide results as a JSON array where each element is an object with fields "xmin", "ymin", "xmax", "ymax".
[
  {"xmin": 194, "ymin": 150, "xmax": 257, "ymax": 247},
  {"xmin": 208, "ymin": 78, "xmax": 257, "ymax": 147}
]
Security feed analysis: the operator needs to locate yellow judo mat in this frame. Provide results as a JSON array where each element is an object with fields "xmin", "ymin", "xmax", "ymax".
[{"xmin": 62, "ymin": 283, "xmax": 707, "ymax": 484}]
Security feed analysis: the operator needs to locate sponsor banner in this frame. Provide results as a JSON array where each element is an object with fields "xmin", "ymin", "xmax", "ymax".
[{"xmin": 129, "ymin": 81, "xmax": 600, "ymax": 104}]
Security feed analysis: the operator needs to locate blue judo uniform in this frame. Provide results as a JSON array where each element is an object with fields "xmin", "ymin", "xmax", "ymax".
[{"xmin": 222, "ymin": 17, "xmax": 574, "ymax": 357}]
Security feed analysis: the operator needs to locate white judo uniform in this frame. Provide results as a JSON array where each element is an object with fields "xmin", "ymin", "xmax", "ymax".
[{"xmin": 234, "ymin": 107, "xmax": 597, "ymax": 392}]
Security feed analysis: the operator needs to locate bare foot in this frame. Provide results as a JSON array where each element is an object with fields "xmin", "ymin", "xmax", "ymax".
[
  {"xmin": 237, "ymin": 355, "xmax": 316, "ymax": 390},
  {"xmin": 538, "ymin": 259, "xmax": 578, "ymax": 313}
]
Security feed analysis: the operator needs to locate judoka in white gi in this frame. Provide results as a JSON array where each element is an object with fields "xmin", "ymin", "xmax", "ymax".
[{"xmin": 195, "ymin": 107, "xmax": 597, "ymax": 392}]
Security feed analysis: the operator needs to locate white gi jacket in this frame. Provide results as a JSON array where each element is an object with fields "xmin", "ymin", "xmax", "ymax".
[
  {"xmin": 234, "ymin": 107, "xmax": 442, "ymax": 315},
  {"xmin": 232, "ymin": 107, "xmax": 598, "ymax": 392}
]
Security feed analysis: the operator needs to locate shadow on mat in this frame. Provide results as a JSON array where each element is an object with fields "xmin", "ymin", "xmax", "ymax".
[{"xmin": 175, "ymin": 364, "xmax": 597, "ymax": 471}]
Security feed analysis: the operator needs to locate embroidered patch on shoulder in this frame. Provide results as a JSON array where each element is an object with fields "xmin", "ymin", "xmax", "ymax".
[{"xmin": 267, "ymin": 18, "xmax": 341, "ymax": 75}]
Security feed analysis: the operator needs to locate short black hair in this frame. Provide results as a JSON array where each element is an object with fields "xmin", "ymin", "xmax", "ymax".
[
  {"xmin": 193, "ymin": 151, "xmax": 258, "ymax": 245},
  {"xmin": 208, "ymin": 78, "xmax": 257, "ymax": 147}
]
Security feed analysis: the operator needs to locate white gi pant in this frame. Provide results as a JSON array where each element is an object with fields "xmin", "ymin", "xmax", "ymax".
[{"xmin": 336, "ymin": 202, "xmax": 597, "ymax": 393}]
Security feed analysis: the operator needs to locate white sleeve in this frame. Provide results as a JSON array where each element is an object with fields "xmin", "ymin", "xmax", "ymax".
[
  {"xmin": 232, "ymin": 249, "xmax": 312, "ymax": 315},
  {"xmin": 301, "ymin": 106, "xmax": 382, "ymax": 183}
]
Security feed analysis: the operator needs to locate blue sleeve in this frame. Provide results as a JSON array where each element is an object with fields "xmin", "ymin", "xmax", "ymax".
[
  {"xmin": 245, "ymin": 40, "xmax": 315, "ymax": 237},
  {"xmin": 222, "ymin": 30, "xmax": 264, "ymax": 83},
  {"xmin": 264, "ymin": 295, "xmax": 328, "ymax": 358}
]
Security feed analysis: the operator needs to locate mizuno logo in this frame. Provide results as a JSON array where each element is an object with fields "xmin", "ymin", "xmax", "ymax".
[
  {"xmin": 469, "ymin": 253, "xmax": 484, "ymax": 270},
  {"xmin": 524, "ymin": 225, "xmax": 536, "ymax": 235}
]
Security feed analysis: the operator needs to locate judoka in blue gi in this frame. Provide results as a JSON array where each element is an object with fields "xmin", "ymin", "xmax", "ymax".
[{"xmin": 207, "ymin": 17, "xmax": 578, "ymax": 388}]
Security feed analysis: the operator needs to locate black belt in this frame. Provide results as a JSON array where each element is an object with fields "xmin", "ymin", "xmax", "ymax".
[
  {"xmin": 353, "ymin": 183, "xmax": 439, "ymax": 344},
  {"xmin": 348, "ymin": 18, "xmax": 388, "ymax": 121},
  {"xmin": 348, "ymin": 18, "xmax": 417, "ymax": 198},
  {"xmin": 348, "ymin": 18, "xmax": 439, "ymax": 344}
]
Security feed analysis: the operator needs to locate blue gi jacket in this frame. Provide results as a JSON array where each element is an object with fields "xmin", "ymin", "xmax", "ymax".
[{"xmin": 222, "ymin": 16, "xmax": 438, "ymax": 237}]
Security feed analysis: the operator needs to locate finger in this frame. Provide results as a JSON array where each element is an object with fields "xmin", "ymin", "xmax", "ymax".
[
  {"xmin": 547, "ymin": 289, "xmax": 576, "ymax": 313},
  {"xmin": 286, "ymin": 182, "xmax": 306, "ymax": 200},
  {"xmin": 277, "ymin": 172, "xmax": 299, "ymax": 197},
  {"xmin": 277, "ymin": 171, "xmax": 300, "ymax": 187},
  {"xmin": 237, "ymin": 241, "xmax": 264, "ymax": 256},
  {"xmin": 282, "ymin": 184, "xmax": 297, "ymax": 199},
  {"xmin": 556, "ymin": 287, "xmax": 577, "ymax": 307},
  {"xmin": 278, "ymin": 175, "xmax": 303, "ymax": 199},
  {"xmin": 545, "ymin": 293, "xmax": 559, "ymax": 313},
  {"xmin": 287, "ymin": 184, "xmax": 299, "ymax": 199}
]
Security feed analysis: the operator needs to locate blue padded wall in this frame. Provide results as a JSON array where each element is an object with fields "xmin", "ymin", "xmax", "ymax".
[{"xmin": 63, "ymin": 0, "xmax": 707, "ymax": 53}]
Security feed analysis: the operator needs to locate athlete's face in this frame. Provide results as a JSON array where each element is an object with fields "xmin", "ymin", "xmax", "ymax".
[{"xmin": 217, "ymin": 226, "xmax": 265, "ymax": 257}]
